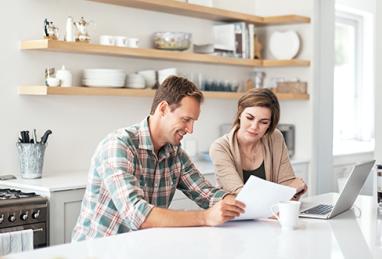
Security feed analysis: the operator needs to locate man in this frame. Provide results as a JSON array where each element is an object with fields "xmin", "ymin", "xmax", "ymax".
[{"xmin": 72, "ymin": 76, "xmax": 245, "ymax": 241}]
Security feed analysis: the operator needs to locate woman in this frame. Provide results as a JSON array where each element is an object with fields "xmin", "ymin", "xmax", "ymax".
[{"xmin": 209, "ymin": 88, "xmax": 307, "ymax": 199}]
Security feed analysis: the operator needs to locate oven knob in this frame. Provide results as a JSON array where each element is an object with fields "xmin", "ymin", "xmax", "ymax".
[
  {"xmin": 0, "ymin": 214, "xmax": 4, "ymax": 224},
  {"xmin": 8, "ymin": 214, "xmax": 16, "ymax": 222},
  {"xmin": 20, "ymin": 212, "xmax": 28, "ymax": 221},
  {"xmin": 32, "ymin": 210, "xmax": 40, "ymax": 219}
]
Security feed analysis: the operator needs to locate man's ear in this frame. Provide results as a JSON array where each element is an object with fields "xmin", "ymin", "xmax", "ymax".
[{"xmin": 157, "ymin": 100, "xmax": 170, "ymax": 116}]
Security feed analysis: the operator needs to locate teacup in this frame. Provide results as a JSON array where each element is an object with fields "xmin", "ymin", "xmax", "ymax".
[
  {"xmin": 271, "ymin": 200, "xmax": 301, "ymax": 230},
  {"xmin": 126, "ymin": 38, "xmax": 139, "ymax": 48},
  {"xmin": 99, "ymin": 35, "xmax": 115, "ymax": 46},
  {"xmin": 115, "ymin": 36, "xmax": 128, "ymax": 47}
]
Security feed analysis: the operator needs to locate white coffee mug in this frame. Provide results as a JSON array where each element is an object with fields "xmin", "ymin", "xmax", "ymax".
[
  {"xmin": 271, "ymin": 200, "xmax": 301, "ymax": 230},
  {"xmin": 126, "ymin": 38, "xmax": 139, "ymax": 48},
  {"xmin": 115, "ymin": 36, "xmax": 128, "ymax": 47},
  {"xmin": 99, "ymin": 35, "xmax": 115, "ymax": 46}
]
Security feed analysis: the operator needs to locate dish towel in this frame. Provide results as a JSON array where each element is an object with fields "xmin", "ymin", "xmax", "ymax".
[{"xmin": 0, "ymin": 229, "xmax": 33, "ymax": 256}]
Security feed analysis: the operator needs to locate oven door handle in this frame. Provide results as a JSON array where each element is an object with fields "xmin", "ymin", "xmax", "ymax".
[{"xmin": 33, "ymin": 228, "xmax": 44, "ymax": 233}]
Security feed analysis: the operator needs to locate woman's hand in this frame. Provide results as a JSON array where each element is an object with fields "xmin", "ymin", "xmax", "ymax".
[{"xmin": 287, "ymin": 177, "xmax": 308, "ymax": 200}]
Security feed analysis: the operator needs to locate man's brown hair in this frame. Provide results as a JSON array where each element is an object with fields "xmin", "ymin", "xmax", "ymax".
[
  {"xmin": 233, "ymin": 88, "xmax": 280, "ymax": 135},
  {"xmin": 150, "ymin": 76, "xmax": 204, "ymax": 114}
]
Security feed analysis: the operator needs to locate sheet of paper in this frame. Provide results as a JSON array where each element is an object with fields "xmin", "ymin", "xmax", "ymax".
[{"xmin": 234, "ymin": 176, "xmax": 296, "ymax": 220}]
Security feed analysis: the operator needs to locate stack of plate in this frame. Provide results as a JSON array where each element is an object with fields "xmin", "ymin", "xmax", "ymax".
[
  {"xmin": 126, "ymin": 73, "xmax": 146, "ymax": 89},
  {"xmin": 82, "ymin": 69, "xmax": 126, "ymax": 87}
]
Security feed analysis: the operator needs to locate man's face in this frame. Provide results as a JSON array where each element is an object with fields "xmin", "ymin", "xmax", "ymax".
[{"xmin": 162, "ymin": 96, "xmax": 200, "ymax": 145}]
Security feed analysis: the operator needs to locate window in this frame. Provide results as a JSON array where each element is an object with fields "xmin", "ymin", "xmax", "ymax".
[{"xmin": 333, "ymin": 9, "xmax": 374, "ymax": 155}]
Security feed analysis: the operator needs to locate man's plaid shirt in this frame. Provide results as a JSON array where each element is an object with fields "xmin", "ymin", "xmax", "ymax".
[{"xmin": 72, "ymin": 118, "xmax": 227, "ymax": 241}]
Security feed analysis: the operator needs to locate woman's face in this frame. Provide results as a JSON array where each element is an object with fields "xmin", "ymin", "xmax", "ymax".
[{"xmin": 237, "ymin": 106, "xmax": 272, "ymax": 142}]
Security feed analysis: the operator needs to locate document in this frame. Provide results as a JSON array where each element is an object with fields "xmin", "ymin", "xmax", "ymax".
[{"xmin": 234, "ymin": 176, "xmax": 296, "ymax": 220}]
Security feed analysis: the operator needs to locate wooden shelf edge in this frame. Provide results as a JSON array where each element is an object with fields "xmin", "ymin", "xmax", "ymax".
[
  {"xmin": 88, "ymin": 0, "xmax": 310, "ymax": 25},
  {"xmin": 274, "ymin": 92, "xmax": 310, "ymax": 100},
  {"xmin": 261, "ymin": 15, "xmax": 311, "ymax": 25},
  {"xmin": 261, "ymin": 59, "xmax": 311, "ymax": 67},
  {"xmin": 88, "ymin": 0, "xmax": 264, "ymax": 24},
  {"xmin": 18, "ymin": 86, "xmax": 310, "ymax": 100},
  {"xmin": 20, "ymin": 40, "xmax": 310, "ymax": 68}
]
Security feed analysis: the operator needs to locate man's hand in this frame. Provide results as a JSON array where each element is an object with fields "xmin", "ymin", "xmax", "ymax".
[{"xmin": 203, "ymin": 194, "xmax": 245, "ymax": 226}]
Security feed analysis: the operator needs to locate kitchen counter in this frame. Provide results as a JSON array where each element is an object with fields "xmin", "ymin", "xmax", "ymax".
[{"xmin": 4, "ymin": 194, "xmax": 381, "ymax": 259}]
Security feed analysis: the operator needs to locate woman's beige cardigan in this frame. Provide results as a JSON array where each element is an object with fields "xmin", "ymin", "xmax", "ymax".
[{"xmin": 209, "ymin": 127, "xmax": 296, "ymax": 194}]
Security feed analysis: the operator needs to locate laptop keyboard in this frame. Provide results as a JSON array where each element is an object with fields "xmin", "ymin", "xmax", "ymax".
[{"xmin": 301, "ymin": 204, "xmax": 334, "ymax": 215}]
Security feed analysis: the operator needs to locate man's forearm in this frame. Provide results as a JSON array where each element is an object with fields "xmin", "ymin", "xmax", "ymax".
[{"xmin": 140, "ymin": 207, "xmax": 206, "ymax": 229}]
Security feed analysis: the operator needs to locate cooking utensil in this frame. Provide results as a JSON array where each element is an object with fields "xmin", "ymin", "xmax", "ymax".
[
  {"xmin": 20, "ymin": 131, "xmax": 31, "ymax": 143},
  {"xmin": 33, "ymin": 129, "xmax": 38, "ymax": 143},
  {"xmin": 40, "ymin": 130, "xmax": 52, "ymax": 144}
]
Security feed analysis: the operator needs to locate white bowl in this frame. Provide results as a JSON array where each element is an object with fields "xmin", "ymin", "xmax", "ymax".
[
  {"xmin": 46, "ymin": 77, "xmax": 61, "ymax": 87},
  {"xmin": 158, "ymin": 68, "xmax": 177, "ymax": 84},
  {"xmin": 138, "ymin": 70, "xmax": 157, "ymax": 88}
]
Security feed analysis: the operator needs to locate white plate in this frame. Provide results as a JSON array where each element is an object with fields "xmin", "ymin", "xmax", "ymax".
[{"xmin": 269, "ymin": 31, "xmax": 300, "ymax": 60}]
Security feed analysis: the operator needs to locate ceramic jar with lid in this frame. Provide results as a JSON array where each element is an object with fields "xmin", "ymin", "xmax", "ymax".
[{"xmin": 56, "ymin": 66, "xmax": 72, "ymax": 87}]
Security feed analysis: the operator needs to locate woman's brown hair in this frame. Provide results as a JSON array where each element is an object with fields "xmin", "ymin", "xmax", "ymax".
[{"xmin": 233, "ymin": 88, "xmax": 280, "ymax": 135}]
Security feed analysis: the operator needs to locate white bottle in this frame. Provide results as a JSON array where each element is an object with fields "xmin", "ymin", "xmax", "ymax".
[
  {"xmin": 65, "ymin": 16, "xmax": 75, "ymax": 42},
  {"xmin": 56, "ymin": 66, "xmax": 72, "ymax": 87}
]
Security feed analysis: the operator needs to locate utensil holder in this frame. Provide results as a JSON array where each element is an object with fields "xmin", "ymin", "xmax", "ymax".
[{"xmin": 16, "ymin": 143, "xmax": 46, "ymax": 179}]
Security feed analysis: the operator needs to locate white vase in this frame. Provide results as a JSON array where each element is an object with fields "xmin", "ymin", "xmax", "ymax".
[{"xmin": 65, "ymin": 16, "xmax": 75, "ymax": 42}]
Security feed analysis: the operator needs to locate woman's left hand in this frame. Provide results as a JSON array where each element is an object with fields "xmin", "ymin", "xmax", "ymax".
[{"xmin": 287, "ymin": 177, "xmax": 308, "ymax": 200}]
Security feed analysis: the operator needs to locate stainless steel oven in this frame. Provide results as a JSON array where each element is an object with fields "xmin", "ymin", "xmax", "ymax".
[
  {"xmin": 277, "ymin": 124, "xmax": 295, "ymax": 158},
  {"xmin": 0, "ymin": 189, "xmax": 48, "ymax": 248}
]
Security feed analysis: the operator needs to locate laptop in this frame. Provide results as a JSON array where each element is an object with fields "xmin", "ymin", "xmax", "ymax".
[{"xmin": 299, "ymin": 160, "xmax": 375, "ymax": 219}]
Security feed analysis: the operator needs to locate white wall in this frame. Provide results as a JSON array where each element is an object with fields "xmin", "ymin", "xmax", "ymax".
[
  {"xmin": 376, "ymin": 3, "xmax": 382, "ymax": 170},
  {"xmin": 0, "ymin": 0, "xmax": 312, "ymax": 176}
]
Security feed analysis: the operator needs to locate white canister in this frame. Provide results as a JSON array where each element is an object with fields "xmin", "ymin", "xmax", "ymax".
[{"xmin": 56, "ymin": 66, "xmax": 72, "ymax": 87}]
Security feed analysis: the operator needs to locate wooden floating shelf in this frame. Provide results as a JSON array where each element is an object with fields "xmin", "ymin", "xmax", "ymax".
[
  {"xmin": 88, "ymin": 0, "xmax": 311, "ymax": 25},
  {"xmin": 18, "ymin": 86, "xmax": 310, "ymax": 100},
  {"xmin": 20, "ymin": 40, "xmax": 310, "ymax": 68}
]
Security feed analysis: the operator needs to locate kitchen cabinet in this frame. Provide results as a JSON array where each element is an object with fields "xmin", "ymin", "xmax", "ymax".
[
  {"xmin": 19, "ymin": 0, "xmax": 311, "ymax": 100},
  {"xmin": 49, "ymin": 188, "xmax": 85, "ymax": 244}
]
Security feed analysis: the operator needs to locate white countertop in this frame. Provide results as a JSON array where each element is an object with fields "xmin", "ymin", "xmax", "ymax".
[
  {"xmin": 4, "ymin": 194, "xmax": 381, "ymax": 259},
  {"xmin": 0, "ymin": 172, "xmax": 89, "ymax": 194},
  {"xmin": 0, "ymin": 159, "xmax": 309, "ymax": 194}
]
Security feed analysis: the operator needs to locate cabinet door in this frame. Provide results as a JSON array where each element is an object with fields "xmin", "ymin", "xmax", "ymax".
[{"xmin": 49, "ymin": 188, "xmax": 85, "ymax": 245}]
